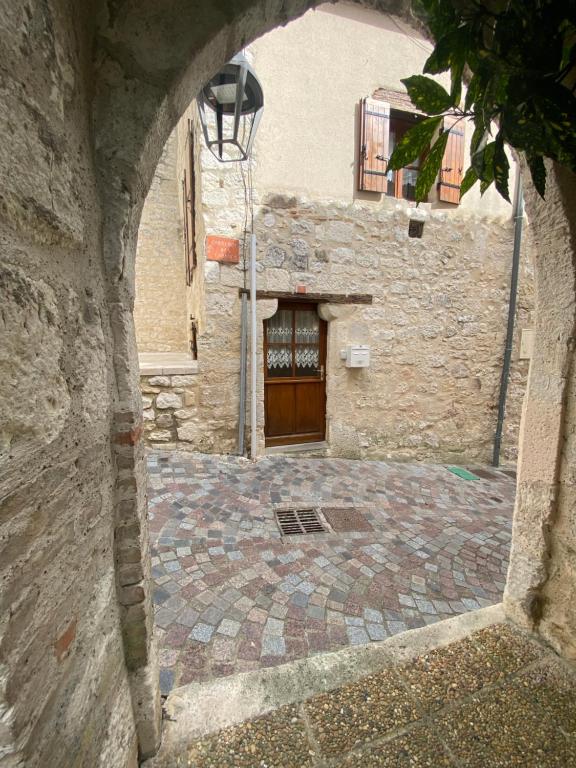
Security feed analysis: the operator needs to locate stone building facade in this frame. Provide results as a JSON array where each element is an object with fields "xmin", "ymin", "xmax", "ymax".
[{"xmin": 135, "ymin": 4, "xmax": 534, "ymax": 464}]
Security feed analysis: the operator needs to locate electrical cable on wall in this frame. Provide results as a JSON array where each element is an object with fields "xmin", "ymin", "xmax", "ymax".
[
  {"xmin": 239, "ymin": 157, "xmax": 255, "ymax": 289},
  {"xmin": 386, "ymin": 14, "xmax": 432, "ymax": 56}
]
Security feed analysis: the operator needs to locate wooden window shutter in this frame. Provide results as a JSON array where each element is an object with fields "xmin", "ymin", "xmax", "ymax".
[
  {"xmin": 182, "ymin": 170, "xmax": 190, "ymax": 280},
  {"xmin": 184, "ymin": 121, "xmax": 197, "ymax": 284},
  {"xmin": 438, "ymin": 116, "xmax": 465, "ymax": 204},
  {"xmin": 359, "ymin": 98, "xmax": 390, "ymax": 193}
]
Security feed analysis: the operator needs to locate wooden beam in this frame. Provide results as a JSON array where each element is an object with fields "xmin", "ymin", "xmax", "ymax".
[{"xmin": 238, "ymin": 289, "xmax": 373, "ymax": 305}]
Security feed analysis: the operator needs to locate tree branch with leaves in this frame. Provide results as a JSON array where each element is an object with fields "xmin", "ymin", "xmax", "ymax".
[{"xmin": 388, "ymin": 0, "xmax": 576, "ymax": 202}]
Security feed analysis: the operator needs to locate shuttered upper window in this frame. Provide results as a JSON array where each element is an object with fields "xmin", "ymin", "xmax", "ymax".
[{"xmin": 358, "ymin": 95, "xmax": 465, "ymax": 205}]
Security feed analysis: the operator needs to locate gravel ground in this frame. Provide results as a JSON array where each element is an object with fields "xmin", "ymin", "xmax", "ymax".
[{"xmin": 147, "ymin": 623, "xmax": 576, "ymax": 768}]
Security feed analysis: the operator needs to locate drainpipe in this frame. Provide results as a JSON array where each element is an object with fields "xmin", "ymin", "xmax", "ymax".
[
  {"xmin": 238, "ymin": 291, "xmax": 248, "ymax": 455},
  {"xmin": 250, "ymin": 233, "xmax": 258, "ymax": 459},
  {"xmin": 492, "ymin": 168, "xmax": 524, "ymax": 467}
]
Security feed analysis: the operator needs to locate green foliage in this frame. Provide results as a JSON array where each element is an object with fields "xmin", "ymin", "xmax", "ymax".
[
  {"xmin": 401, "ymin": 76, "xmax": 452, "ymax": 114},
  {"xmin": 415, "ymin": 130, "xmax": 449, "ymax": 200},
  {"xmin": 387, "ymin": 0, "xmax": 576, "ymax": 202},
  {"xmin": 387, "ymin": 116, "xmax": 441, "ymax": 170}
]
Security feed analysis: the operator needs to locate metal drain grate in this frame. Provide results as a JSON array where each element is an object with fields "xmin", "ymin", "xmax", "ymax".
[
  {"xmin": 322, "ymin": 507, "xmax": 373, "ymax": 532},
  {"xmin": 275, "ymin": 508, "xmax": 326, "ymax": 536}
]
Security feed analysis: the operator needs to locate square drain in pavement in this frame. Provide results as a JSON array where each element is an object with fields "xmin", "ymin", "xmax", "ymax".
[
  {"xmin": 322, "ymin": 507, "xmax": 373, "ymax": 532},
  {"xmin": 275, "ymin": 508, "xmax": 327, "ymax": 536}
]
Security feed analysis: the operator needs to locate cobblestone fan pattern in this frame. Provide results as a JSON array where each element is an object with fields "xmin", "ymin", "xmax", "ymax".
[
  {"xmin": 148, "ymin": 452, "xmax": 514, "ymax": 694},
  {"xmin": 147, "ymin": 624, "xmax": 576, "ymax": 768}
]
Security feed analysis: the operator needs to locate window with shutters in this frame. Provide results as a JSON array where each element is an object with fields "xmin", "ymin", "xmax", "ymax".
[
  {"xmin": 386, "ymin": 111, "xmax": 422, "ymax": 201},
  {"xmin": 359, "ymin": 96, "xmax": 465, "ymax": 205},
  {"xmin": 182, "ymin": 120, "xmax": 197, "ymax": 285}
]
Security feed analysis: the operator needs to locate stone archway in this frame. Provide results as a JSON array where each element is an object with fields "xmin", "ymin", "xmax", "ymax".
[
  {"xmin": 1, "ymin": 1, "xmax": 574, "ymax": 765},
  {"xmin": 91, "ymin": 2, "xmax": 423, "ymax": 756}
]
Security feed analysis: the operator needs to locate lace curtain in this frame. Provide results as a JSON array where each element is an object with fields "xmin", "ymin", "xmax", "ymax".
[
  {"xmin": 266, "ymin": 308, "xmax": 320, "ymax": 376},
  {"xmin": 295, "ymin": 311, "xmax": 319, "ymax": 343},
  {"xmin": 295, "ymin": 311, "xmax": 319, "ymax": 374},
  {"xmin": 295, "ymin": 346, "xmax": 319, "ymax": 370},
  {"xmin": 266, "ymin": 309, "xmax": 292, "ymax": 343},
  {"xmin": 267, "ymin": 346, "xmax": 292, "ymax": 371}
]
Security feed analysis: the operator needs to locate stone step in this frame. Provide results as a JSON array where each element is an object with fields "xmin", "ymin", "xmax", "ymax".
[
  {"xmin": 265, "ymin": 441, "xmax": 329, "ymax": 458},
  {"xmin": 144, "ymin": 605, "xmax": 576, "ymax": 768}
]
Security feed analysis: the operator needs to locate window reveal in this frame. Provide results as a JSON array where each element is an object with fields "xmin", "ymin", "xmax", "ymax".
[{"xmin": 386, "ymin": 111, "xmax": 422, "ymax": 201}]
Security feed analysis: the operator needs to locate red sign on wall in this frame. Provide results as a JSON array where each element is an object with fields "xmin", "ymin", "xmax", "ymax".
[{"xmin": 206, "ymin": 235, "xmax": 240, "ymax": 264}]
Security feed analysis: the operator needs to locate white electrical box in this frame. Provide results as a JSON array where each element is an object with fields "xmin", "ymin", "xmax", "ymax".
[{"xmin": 345, "ymin": 345, "xmax": 370, "ymax": 368}]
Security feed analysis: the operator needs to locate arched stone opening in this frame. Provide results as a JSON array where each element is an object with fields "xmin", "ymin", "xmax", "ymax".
[
  {"xmin": 93, "ymin": 0, "xmax": 576, "ymax": 749},
  {"xmin": 1, "ymin": 1, "xmax": 574, "ymax": 764}
]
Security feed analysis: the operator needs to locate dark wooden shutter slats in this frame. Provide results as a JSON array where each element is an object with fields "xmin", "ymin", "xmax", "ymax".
[
  {"xmin": 359, "ymin": 98, "xmax": 391, "ymax": 193},
  {"xmin": 183, "ymin": 120, "xmax": 197, "ymax": 285},
  {"xmin": 438, "ymin": 116, "xmax": 465, "ymax": 204},
  {"xmin": 182, "ymin": 170, "xmax": 190, "ymax": 276}
]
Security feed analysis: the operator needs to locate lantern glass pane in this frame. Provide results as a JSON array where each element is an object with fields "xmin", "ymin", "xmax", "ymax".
[
  {"xmin": 202, "ymin": 108, "xmax": 255, "ymax": 162},
  {"xmin": 209, "ymin": 83, "xmax": 241, "ymax": 105}
]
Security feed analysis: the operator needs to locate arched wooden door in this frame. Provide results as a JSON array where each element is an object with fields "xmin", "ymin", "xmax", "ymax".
[{"xmin": 264, "ymin": 302, "xmax": 327, "ymax": 447}]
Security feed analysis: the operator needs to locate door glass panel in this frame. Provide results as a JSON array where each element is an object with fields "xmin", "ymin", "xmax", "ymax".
[
  {"xmin": 295, "ymin": 346, "xmax": 319, "ymax": 376},
  {"xmin": 267, "ymin": 345, "xmax": 292, "ymax": 377},
  {"xmin": 295, "ymin": 310, "xmax": 320, "ymax": 377},
  {"xmin": 266, "ymin": 309, "xmax": 292, "ymax": 343},
  {"xmin": 295, "ymin": 311, "xmax": 319, "ymax": 343}
]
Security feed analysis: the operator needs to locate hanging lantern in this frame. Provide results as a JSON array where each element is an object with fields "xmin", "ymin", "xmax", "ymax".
[{"xmin": 198, "ymin": 53, "xmax": 264, "ymax": 162}]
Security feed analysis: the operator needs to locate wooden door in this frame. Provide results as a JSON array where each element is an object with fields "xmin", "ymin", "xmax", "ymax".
[{"xmin": 264, "ymin": 302, "xmax": 327, "ymax": 447}]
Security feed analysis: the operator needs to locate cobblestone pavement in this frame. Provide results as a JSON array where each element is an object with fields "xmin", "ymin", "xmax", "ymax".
[
  {"xmin": 148, "ymin": 452, "xmax": 514, "ymax": 694},
  {"xmin": 146, "ymin": 624, "xmax": 576, "ymax": 768}
]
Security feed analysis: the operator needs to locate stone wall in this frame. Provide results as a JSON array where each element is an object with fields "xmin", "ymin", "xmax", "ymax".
[
  {"xmin": 135, "ymin": 133, "xmax": 189, "ymax": 353},
  {"xmin": 141, "ymin": 373, "xmax": 205, "ymax": 447},
  {"xmin": 0, "ymin": 1, "xmax": 143, "ymax": 765},
  {"xmin": 188, "ymin": 188, "xmax": 533, "ymax": 463}
]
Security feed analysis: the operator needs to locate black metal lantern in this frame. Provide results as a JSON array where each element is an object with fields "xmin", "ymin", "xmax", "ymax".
[{"xmin": 198, "ymin": 53, "xmax": 264, "ymax": 162}]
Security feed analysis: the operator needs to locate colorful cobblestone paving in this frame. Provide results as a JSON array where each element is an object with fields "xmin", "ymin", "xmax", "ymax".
[{"xmin": 148, "ymin": 452, "xmax": 514, "ymax": 694}]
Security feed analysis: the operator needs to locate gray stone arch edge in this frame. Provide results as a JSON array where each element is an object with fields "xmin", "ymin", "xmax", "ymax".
[{"xmin": 92, "ymin": 0, "xmax": 576, "ymax": 757}]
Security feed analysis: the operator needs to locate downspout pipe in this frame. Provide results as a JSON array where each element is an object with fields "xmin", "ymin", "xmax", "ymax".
[
  {"xmin": 250, "ymin": 233, "xmax": 258, "ymax": 460},
  {"xmin": 492, "ymin": 168, "xmax": 524, "ymax": 467},
  {"xmin": 238, "ymin": 291, "xmax": 248, "ymax": 455}
]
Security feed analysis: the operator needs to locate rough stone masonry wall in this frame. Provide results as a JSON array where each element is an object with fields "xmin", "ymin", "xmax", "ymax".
[
  {"xmin": 0, "ymin": 1, "xmax": 141, "ymax": 766},
  {"xmin": 183, "ymin": 179, "xmax": 534, "ymax": 464},
  {"xmin": 134, "ymin": 132, "xmax": 189, "ymax": 353}
]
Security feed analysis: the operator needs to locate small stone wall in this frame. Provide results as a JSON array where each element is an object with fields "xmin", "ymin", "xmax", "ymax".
[{"xmin": 142, "ymin": 374, "xmax": 199, "ymax": 446}]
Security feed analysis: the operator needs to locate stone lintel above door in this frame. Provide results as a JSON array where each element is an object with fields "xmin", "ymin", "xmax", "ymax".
[{"xmin": 239, "ymin": 289, "xmax": 372, "ymax": 306}]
